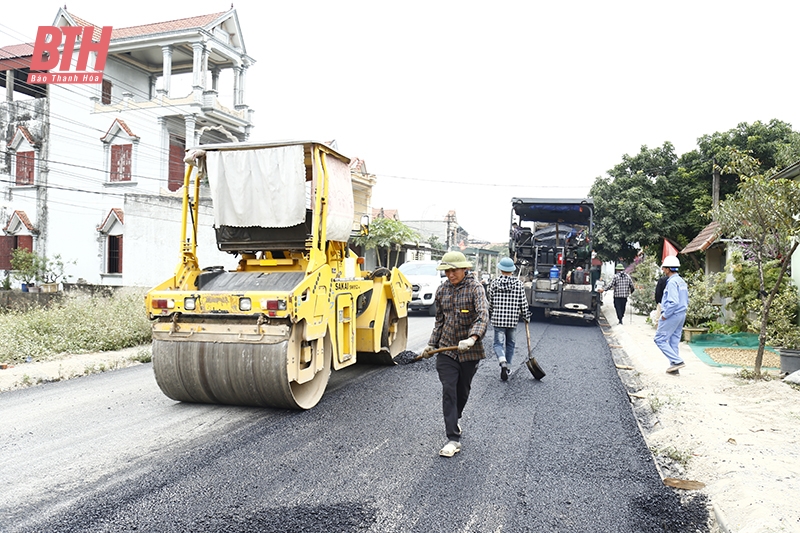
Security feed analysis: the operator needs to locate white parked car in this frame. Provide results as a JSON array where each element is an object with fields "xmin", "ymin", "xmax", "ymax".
[{"xmin": 398, "ymin": 260, "xmax": 445, "ymax": 316}]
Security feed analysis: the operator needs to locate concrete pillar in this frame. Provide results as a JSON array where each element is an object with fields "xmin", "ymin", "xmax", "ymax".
[
  {"xmin": 5, "ymin": 70, "xmax": 13, "ymax": 101},
  {"xmin": 211, "ymin": 68, "xmax": 220, "ymax": 92},
  {"xmin": 238, "ymin": 65, "xmax": 248, "ymax": 108},
  {"xmin": 192, "ymin": 42, "xmax": 204, "ymax": 91},
  {"xmin": 158, "ymin": 117, "xmax": 168, "ymax": 185},
  {"xmin": 159, "ymin": 45, "xmax": 172, "ymax": 98},
  {"xmin": 232, "ymin": 65, "xmax": 241, "ymax": 107},
  {"xmin": 185, "ymin": 114, "xmax": 197, "ymax": 148}
]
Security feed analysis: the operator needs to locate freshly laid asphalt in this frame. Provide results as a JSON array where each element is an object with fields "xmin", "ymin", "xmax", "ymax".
[{"xmin": 2, "ymin": 311, "xmax": 713, "ymax": 532}]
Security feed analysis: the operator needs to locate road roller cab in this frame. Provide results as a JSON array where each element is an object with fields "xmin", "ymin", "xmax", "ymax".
[{"xmin": 144, "ymin": 141, "xmax": 412, "ymax": 409}]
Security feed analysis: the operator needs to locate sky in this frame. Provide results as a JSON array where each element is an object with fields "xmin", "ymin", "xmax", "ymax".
[{"xmin": 2, "ymin": 1, "xmax": 799, "ymax": 243}]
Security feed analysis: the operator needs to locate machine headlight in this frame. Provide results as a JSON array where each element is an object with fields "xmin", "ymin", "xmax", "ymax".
[
  {"xmin": 239, "ymin": 297, "xmax": 252, "ymax": 311},
  {"xmin": 184, "ymin": 297, "xmax": 196, "ymax": 310}
]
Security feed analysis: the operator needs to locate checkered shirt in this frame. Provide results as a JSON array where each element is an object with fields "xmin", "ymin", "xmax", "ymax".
[
  {"xmin": 488, "ymin": 274, "xmax": 531, "ymax": 328},
  {"xmin": 607, "ymin": 271, "xmax": 635, "ymax": 298},
  {"xmin": 428, "ymin": 272, "xmax": 489, "ymax": 362}
]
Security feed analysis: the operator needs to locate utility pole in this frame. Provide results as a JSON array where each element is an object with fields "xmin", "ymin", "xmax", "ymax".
[
  {"xmin": 712, "ymin": 157, "xmax": 720, "ymax": 217},
  {"xmin": 445, "ymin": 212, "xmax": 455, "ymax": 250}
]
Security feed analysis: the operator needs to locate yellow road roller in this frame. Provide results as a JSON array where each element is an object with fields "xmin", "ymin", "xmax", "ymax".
[{"xmin": 144, "ymin": 141, "xmax": 411, "ymax": 409}]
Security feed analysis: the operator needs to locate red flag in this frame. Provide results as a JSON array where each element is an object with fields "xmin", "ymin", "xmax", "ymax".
[{"xmin": 662, "ymin": 239, "xmax": 679, "ymax": 262}]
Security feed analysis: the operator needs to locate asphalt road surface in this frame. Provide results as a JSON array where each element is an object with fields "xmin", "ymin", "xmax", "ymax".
[{"xmin": 0, "ymin": 315, "xmax": 710, "ymax": 532}]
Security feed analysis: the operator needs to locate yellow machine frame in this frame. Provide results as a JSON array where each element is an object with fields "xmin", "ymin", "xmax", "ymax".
[{"xmin": 144, "ymin": 141, "xmax": 411, "ymax": 409}]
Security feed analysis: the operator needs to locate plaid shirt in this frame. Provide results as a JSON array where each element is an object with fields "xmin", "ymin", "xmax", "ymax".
[
  {"xmin": 488, "ymin": 274, "xmax": 531, "ymax": 328},
  {"xmin": 607, "ymin": 271, "xmax": 635, "ymax": 298},
  {"xmin": 429, "ymin": 272, "xmax": 488, "ymax": 362}
]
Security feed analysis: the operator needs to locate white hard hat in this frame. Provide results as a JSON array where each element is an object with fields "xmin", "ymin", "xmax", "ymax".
[{"xmin": 661, "ymin": 255, "xmax": 680, "ymax": 269}]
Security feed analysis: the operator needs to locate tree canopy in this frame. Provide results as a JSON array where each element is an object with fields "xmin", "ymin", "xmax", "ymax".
[{"xmin": 589, "ymin": 120, "xmax": 800, "ymax": 264}]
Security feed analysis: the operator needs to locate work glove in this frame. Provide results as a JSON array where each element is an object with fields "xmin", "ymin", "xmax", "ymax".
[
  {"xmin": 421, "ymin": 345, "xmax": 437, "ymax": 359},
  {"xmin": 458, "ymin": 337, "xmax": 476, "ymax": 351}
]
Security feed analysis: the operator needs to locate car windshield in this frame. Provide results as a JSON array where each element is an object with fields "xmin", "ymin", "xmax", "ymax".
[{"xmin": 400, "ymin": 263, "xmax": 438, "ymax": 276}]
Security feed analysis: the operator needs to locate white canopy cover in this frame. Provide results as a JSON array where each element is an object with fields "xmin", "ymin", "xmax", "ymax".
[{"xmin": 205, "ymin": 144, "xmax": 354, "ymax": 242}]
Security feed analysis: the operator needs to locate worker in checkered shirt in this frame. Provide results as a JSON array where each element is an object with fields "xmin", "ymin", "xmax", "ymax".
[
  {"xmin": 487, "ymin": 257, "xmax": 531, "ymax": 381},
  {"xmin": 420, "ymin": 251, "xmax": 488, "ymax": 458},
  {"xmin": 598, "ymin": 263, "xmax": 635, "ymax": 325}
]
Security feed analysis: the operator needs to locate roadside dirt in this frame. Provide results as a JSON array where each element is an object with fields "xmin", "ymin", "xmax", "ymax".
[
  {"xmin": 603, "ymin": 304, "xmax": 800, "ymax": 533},
  {"xmin": 0, "ymin": 346, "xmax": 148, "ymax": 392}
]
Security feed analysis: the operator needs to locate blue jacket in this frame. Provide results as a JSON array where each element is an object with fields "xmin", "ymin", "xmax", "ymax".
[{"xmin": 661, "ymin": 274, "xmax": 688, "ymax": 319}]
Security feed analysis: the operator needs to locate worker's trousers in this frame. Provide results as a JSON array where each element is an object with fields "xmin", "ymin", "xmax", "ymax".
[
  {"xmin": 613, "ymin": 297, "xmax": 628, "ymax": 324},
  {"xmin": 436, "ymin": 354, "xmax": 479, "ymax": 442},
  {"xmin": 654, "ymin": 312, "xmax": 686, "ymax": 365},
  {"xmin": 493, "ymin": 326, "xmax": 517, "ymax": 365}
]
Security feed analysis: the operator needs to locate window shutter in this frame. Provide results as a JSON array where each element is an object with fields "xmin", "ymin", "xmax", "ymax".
[
  {"xmin": 168, "ymin": 136, "xmax": 185, "ymax": 192},
  {"xmin": 110, "ymin": 144, "xmax": 132, "ymax": 182},
  {"xmin": 16, "ymin": 151, "xmax": 34, "ymax": 185},
  {"xmin": 0, "ymin": 236, "xmax": 13, "ymax": 270},
  {"xmin": 18, "ymin": 235, "xmax": 33, "ymax": 251},
  {"xmin": 102, "ymin": 79, "xmax": 112, "ymax": 105}
]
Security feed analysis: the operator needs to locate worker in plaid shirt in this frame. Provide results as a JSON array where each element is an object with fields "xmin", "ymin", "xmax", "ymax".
[
  {"xmin": 420, "ymin": 251, "xmax": 488, "ymax": 457},
  {"xmin": 599, "ymin": 263, "xmax": 635, "ymax": 325},
  {"xmin": 487, "ymin": 257, "xmax": 531, "ymax": 381}
]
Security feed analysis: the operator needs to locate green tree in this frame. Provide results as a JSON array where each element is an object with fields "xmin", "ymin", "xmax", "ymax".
[
  {"xmin": 714, "ymin": 147, "xmax": 800, "ymax": 377},
  {"xmin": 590, "ymin": 142, "xmax": 676, "ymax": 262},
  {"xmin": 427, "ymin": 235, "xmax": 442, "ymax": 251},
  {"xmin": 352, "ymin": 218, "xmax": 419, "ymax": 267}
]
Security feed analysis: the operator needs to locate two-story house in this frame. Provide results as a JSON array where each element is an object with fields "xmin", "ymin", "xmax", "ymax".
[{"xmin": 0, "ymin": 7, "xmax": 254, "ymax": 287}]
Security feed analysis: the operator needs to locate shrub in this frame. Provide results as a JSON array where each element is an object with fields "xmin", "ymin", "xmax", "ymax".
[
  {"xmin": 629, "ymin": 254, "xmax": 660, "ymax": 315},
  {"xmin": 684, "ymin": 270, "xmax": 722, "ymax": 328},
  {"xmin": 720, "ymin": 249, "xmax": 799, "ymax": 344},
  {"xmin": 0, "ymin": 288, "xmax": 151, "ymax": 364}
]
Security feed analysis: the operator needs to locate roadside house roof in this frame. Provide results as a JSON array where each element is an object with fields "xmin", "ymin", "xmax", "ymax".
[
  {"xmin": 59, "ymin": 10, "xmax": 227, "ymax": 42},
  {"xmin": 681, "ymin": 221, "xmax": 721, "ymax": 254},
  {"xmin": 4, "ymin": 210, "xmax": 35, "ymax": 234}
]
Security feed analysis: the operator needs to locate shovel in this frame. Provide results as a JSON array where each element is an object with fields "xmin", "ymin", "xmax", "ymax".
[
  {"xmin": 524, "ymin": 322, "xmax": 546, "ymax": 380},
  {"xmin": 409, "ymin": 346, "xmax": 459, "ymax": 363}
]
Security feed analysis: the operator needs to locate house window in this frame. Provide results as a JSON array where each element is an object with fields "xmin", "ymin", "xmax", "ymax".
[
  {"xmin": 102, "ymin": 79, "xmax": 112, "ymax": 105},
  {"xmin": 15, "ymin": 151, "xmax": 34, "ymax": 185},
  {"xmin": 168, "ymin": 135, "xmax": 186, "ymax": 192},
  {"xmin": 107, "ymin": 235, "xmax": 122, "ymax": 274},
  {"xmin": 110, "ymin": 144, "xmax": 132, "ymax": 182}
]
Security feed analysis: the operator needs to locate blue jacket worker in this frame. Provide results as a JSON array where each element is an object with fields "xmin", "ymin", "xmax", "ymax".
[
  {"xmin": 654, "ymin": 255, "xmax": 689, "ymax": 374},
  {"xmin": 487, "ymin": 257, "xmax": 531, "ymax": 381}
]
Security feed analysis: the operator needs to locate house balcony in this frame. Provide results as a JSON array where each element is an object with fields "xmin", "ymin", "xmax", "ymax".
[{"xmin": 92, "ymin": 90, "xmax": 253, "ymax": 135}]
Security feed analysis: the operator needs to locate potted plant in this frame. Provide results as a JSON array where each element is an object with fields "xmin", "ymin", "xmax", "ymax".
[
  {"xmin": 10, "ymin": 248, "xmax": 42, "ymax": 292},
  {"xmin": 758, "ymin": 289, "xmax": 800, "ymax": 374},
  {"xmin": 776, "ymin": 328, "xmax": 800, "ymax": 374},
  {"xmin": 37, "ymin": 254, "xmax": 73, "ymax": 292},
  {"xmin": 682, "ymin": 270, "xmax": 721, "ymax": 342}
]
